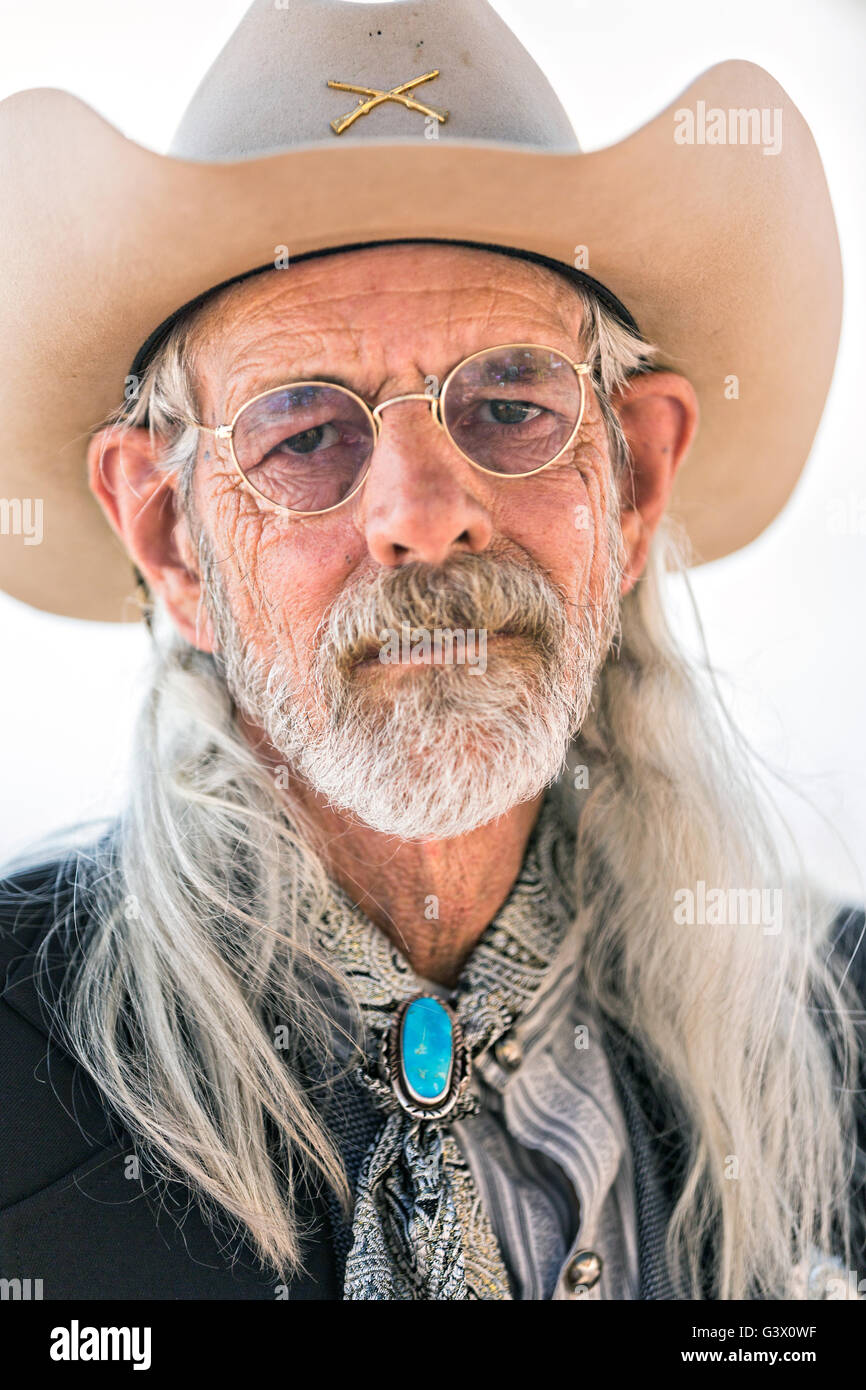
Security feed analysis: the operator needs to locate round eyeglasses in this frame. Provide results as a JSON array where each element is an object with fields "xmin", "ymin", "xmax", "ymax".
[{"xmin": 181, "ymin": 343, "xmax": 591, "ymax": 516}]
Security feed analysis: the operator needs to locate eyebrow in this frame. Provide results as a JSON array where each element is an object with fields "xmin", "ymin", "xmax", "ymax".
[
  {"xmin": 232, "ymin": 369, "xmax": 390, "ymax": 407},
  {"xmin": 226, "ymin": 333, "xmax": 583, "ymax": 415}
]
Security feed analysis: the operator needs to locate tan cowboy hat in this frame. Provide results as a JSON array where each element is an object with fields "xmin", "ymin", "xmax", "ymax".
[{"xmin": 0, "ymin": 0, "xmax": 842, "ymax": 622}]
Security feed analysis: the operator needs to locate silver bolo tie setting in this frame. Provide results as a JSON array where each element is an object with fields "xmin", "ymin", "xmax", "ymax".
[{"xmin": 378, "ymin": 992, "xmax": 474, "ymax": 1122}]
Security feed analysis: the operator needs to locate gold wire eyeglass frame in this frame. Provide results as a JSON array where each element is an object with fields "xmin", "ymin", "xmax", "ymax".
[{"xmin": 180, "ymin": 342, "xmax": 592, "ymax": 517}]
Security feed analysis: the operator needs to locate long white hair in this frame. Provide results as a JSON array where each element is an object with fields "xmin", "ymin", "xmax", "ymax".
[{"xmin": 34, "ymin": 272, "xmax": 860, "ymax": 1297}]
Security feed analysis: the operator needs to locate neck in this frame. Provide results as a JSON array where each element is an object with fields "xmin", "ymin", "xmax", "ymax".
[{"xmin": 238, "ymin": 711, "xmax": 544, "ymax": 987}]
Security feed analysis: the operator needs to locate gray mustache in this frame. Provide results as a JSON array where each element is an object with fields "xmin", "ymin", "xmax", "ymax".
[{"xmin": 320, "ymin": 554, "xmax": 569, "ymax": 670}]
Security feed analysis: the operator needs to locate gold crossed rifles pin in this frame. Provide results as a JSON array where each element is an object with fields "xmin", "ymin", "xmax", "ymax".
[{"xmin": 327, "ymin": 70, "xmax": 449, "ymax": 135}]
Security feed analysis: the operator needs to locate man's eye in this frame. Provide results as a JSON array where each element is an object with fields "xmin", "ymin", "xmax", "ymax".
[
  {"xmin": 275, "ymin": 422, "xmax": 339, "ymax": 455},
  {"xmin": 480, "ymin": 400, "xmax": 544, "ymax": 425}
]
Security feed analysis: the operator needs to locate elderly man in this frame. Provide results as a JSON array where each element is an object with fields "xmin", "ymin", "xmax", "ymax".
[{"xmin": 0, "ymin": 0, "xmax": 863, "ymax": 1304}]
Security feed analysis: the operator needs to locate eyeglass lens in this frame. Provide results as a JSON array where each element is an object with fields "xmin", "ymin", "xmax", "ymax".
[{"xmin": 231, "ymin": 347, "xmax": 582, "ymax": 513}]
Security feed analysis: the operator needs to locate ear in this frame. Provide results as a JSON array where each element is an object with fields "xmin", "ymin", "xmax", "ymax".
[
  {"xmin": 610, "ymin": 371, "xmax": 699, "ymax": 594},
  {"xmin": 87, "ymin": 426, "xmax": 215, "ymax": 652}
]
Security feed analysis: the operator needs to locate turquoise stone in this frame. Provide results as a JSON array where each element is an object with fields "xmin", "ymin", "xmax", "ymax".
[{"xmin": 400, "ymin": 996, "xmax": 454, "ymax": 1104}]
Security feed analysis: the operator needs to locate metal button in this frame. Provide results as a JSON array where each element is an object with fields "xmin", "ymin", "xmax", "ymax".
[
  {"xmin": 494, "ymin": 1034, "xmax": 523, "ymax": 1071},
  {"xmin": 564, "ymin": 1249, "xmax": 603, "ymax": 1293}
]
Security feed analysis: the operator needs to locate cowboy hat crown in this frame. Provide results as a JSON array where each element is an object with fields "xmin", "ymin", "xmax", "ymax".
[{"xmin": 172, "ymin": 0, "xmax": 581, "ymax": 156}]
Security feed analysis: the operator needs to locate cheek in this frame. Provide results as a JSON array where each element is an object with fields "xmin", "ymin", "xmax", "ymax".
[
  {"xmin": 496, "ymin": 457, "xmax": 611, "ymax": 604},
  {"xmin": 209, "ymin": 483, "xmax": 359, "ymax": 671}
]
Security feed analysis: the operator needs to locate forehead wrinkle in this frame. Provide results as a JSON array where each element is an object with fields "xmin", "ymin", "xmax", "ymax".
[
  {"xmin": 222, "ymin": 330, "xmax": 362, "ymax": 414},
  {"xmin": 190, "ymin": 279, "xmax": 357, "ymax": 410},
  {"xmin": 207, "ymin": 256, "xmax": 580, "ymax": 343},
  {"xmin": 193, "ymin": 246, "xmax": 582, "ymax": 343},
  {"xmin": 193, "ymin": 256, "xmax": 586, "ymax": 417}
]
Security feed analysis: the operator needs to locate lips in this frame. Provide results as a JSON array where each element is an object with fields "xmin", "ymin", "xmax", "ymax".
[{"xmin": 351, "ymin": 627, "xmax": 521, "ymax": 666}]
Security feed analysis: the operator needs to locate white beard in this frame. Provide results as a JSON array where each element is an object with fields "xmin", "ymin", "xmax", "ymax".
[{"xmin": 201, "ymin": 546, "xmax": 620, "ymax": 841}]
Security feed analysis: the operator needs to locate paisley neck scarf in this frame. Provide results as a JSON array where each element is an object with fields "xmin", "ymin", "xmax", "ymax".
[{"xmin": 313, "ymin": 788, "xmax": 577, "ymax": 1300}]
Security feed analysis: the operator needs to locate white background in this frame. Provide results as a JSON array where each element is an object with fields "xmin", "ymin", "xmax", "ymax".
[{"xmin": 0, "ymin": 0, "xmax": 863, "ymax": 898}]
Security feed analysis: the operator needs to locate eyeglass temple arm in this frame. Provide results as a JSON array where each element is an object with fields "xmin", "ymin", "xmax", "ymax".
[{"xmin": 174, "ymin": 415, "xmax": 233, "ymax": 439}]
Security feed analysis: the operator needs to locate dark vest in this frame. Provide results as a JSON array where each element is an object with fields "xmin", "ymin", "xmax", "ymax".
[{"xmin": 1, "ymin": 853, "xmax": 863, "ymax": 1300}]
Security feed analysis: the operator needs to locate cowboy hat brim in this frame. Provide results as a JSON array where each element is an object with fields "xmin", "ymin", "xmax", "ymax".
[{"xmin": 0, "ymin": 59, "xmax": 842, "ymax": 621}]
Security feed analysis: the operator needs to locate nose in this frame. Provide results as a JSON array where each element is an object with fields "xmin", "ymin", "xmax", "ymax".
[{"xmin": 360, "ymin": 397, "xmax": 494, "ymax": 567}]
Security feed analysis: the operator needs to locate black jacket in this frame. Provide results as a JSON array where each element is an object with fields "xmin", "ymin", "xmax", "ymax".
[{"xmin": 1, "ymin": 851, "xmax": 864, "ymax": 1300}]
